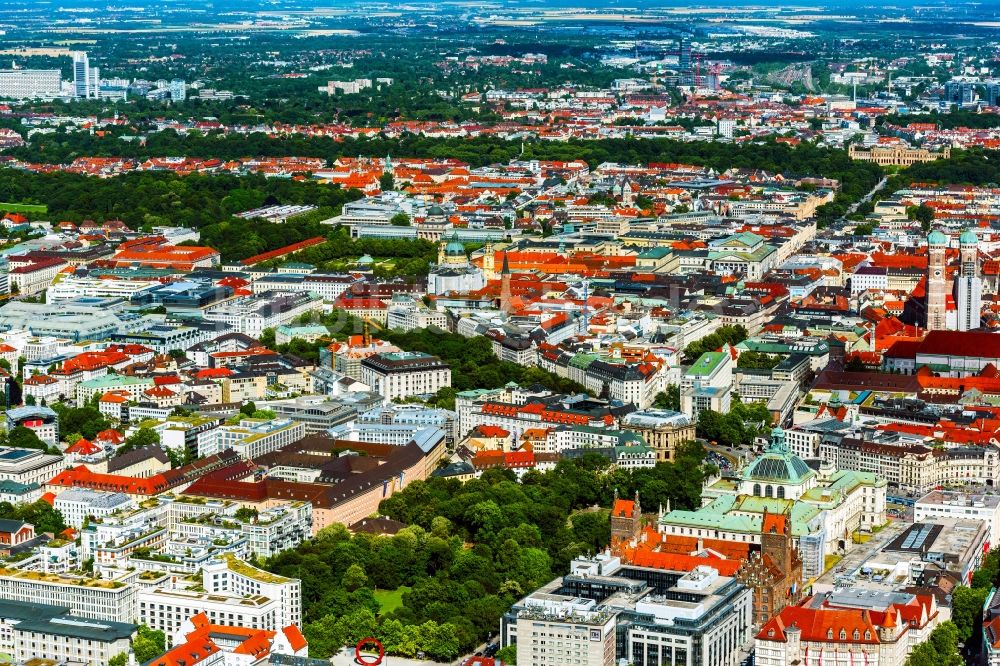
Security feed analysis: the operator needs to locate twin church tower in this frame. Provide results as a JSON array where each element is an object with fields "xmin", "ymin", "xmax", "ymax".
[{"xmin": 925, "ymin": 228, "xmax": 981, "ymax": 332}]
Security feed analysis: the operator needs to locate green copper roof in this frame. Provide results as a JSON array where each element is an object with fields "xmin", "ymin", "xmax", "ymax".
[
  {"xmin": 928, "ymin": 229, "xmax": 948, "ymax": 246},
  {"xmin": 741, "ymin": 428, "xmax": 814, "ymax": 485},
  {"xmin": 960, "ymin": 229, "xmax": 978, "ymax": 245},
  {"xmin": 686, "ymin": 351, "xmax": 729, "ymax": 377}
]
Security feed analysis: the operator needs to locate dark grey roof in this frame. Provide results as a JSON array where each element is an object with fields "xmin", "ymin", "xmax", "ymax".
[
  {"xmin": 0, "ymin": 519, "xmax": 27, "ymax": 534},
  {"xmin": 14, "ymin": 614, "xmax": 136, "ymax": 642},
  {"xmin": 107, "ymin": 445, "xmax": 170, "ymax": 473},
  {"xmin": 269, "ymin": 654, "xmax": 332, "ymax": 666},
  {"xmin": 0, "ymin": 599, "xmax": 66, "ymax": 622}
]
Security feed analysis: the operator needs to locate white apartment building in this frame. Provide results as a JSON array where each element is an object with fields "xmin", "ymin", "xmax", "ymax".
[
  {"xmin": 360, "ymin": 351, "xmax": 451, "ymax": 402},
  {"xmin": 916, "ymin": 490, "xmax": 1000, "ymax": 546},
  {"xmin": 252, "ymin": 273, "xmax": 355, "ymax": 301},
  {"xmin": 47, "ymin": 276, "xmax": 159, "ymax": 303},
  {"xmin": 850, "ymin": 265, "xmax": 889, "ymax": 295},
  {"xmin": 139, "ymin": 587, "xmax": 280, "ymax": 647},
  {"xmin": 680, "ymin": 351, "xmax": 733, "ymax": 420},
  {"xmin": 0, "ymin": 569, "xmax": 138, "ymax": 623},
  {"xmin": 541, "ymin": 426, "xmax": 647, "ymax": 454},
  {"xmin": 0, "ymin": 601, "xmax": 135, "ymax": 666},
  {"xmin": 819, "ymin": 437, "xmax": 1000, "ymax": 495},
  {"xmin": 203, "ymin": 554, "xmax": 301, "ymax": 629},
  {"xmin": 198, "ymin": 418, "xmax": 305, "ymax": 459},
  {"xmin": 386, "ymin": 302, "xmax": 449, "ymax": 332},
  {"xmin": 0, "ymin": 447, "xmax": 64, "ymax": 487},
  {"xmin": 515, "ymin": 609, "xmax": 616, "ymax": 666},
  {"xmin": 784, "ymin": 418, "xmax": 853, "ymax": 459},
  {"xmin": 54, "ymin": 488, "xmax": 135, "ymax": 529},
  {"xmin": 0, "ymin": 69, "xmax": 61, "ymax": 99},
  {"xmin": 8, "ymin": 258, "xmax": 67, "ymax": 297},
  {"xmin": 171, "ymin": 502, "xmax": 311, "ymax": 559},
  {"xmin": 203, "ymin": 291, "xmax": 322, "ymax": 337}
]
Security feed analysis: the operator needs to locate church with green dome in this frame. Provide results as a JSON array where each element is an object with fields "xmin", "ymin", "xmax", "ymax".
[
  {"xmin": 428, "ymin": 233, "xmax": 485, "ymax": 296},
  {"xmin": 658, "ymin": 428, "xmax": 887, "ymax": 579}
]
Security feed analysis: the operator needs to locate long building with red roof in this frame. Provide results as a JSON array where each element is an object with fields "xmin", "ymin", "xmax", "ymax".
[{"xmin": 754, "ymin": 591, "xmax": 940, "ymax": 666}]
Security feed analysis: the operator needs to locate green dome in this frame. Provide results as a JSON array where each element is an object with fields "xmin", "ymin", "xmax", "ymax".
[
  {"xmin": 960, "ymin": 229, "xmax": 978, "ymax": 245},
  {"xmin": 742, "ymin": 428, "xmax": 813, "ymax": 485},
  {"xmin": 444, "ymin": 234, "xmax": 465, "ymax": 256},
  {"xmin": 927, "ymin": 229, "xmax": 948, "ymax": 247},
  {"xmin": 743, "ymin": 450, "xmax": 813, "ymax": 484},
  {"xmin": 427, "ymin": 205, "xmax": 445, "ymax": 217},
  {"xmin": 357, "ymin": 254, "xmax": 374, "ymax": 265}
]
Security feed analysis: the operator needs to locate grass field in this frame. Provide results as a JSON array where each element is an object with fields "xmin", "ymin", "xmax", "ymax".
[
  {"xmin": 0, "ymin": 202, "xmax": 47, "ymax": 214},
  {"xmin": 373, "ymin": 585, "xmax": 411, "ymax": 615}
]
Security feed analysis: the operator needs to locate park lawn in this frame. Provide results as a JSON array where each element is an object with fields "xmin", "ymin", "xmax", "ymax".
[
  {"xmin": 373, "ymin": 585, "xmax": 411, "ymax": 616},
  {"xmin": 0, "ymin": 202, "xmax": 46, "ymax": 214}
]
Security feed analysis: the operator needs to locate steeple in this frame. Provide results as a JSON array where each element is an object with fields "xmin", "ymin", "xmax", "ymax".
[{"xmin": 500, "ymin": 251, "xmax": 512, "ymax": 313}]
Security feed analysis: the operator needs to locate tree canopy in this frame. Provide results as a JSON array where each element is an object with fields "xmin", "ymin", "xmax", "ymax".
[{"xmin": 266, "ymin": 444, "xmax": 713, "ymax": 659}]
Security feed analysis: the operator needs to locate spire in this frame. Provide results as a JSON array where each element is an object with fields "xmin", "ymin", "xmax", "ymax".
[{"xmin": 500, "ymin": 251, "xmax": 513, "ymax": 313}]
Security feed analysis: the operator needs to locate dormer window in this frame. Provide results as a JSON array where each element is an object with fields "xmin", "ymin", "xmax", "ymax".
[
  {"xmin": 768, "ymin": 629, "xmax": 775, "ymax": 637},
  {"xmin": 864, "ymin": 631, "xmax": 871, "ymax": 640},
  {"xmin": 827, "ymin": 629, "xmax": 834, "ymax": 640},
  {"xmin": 853, "ymin": 630, "xmax": 860, "ymax": 640},
  {"xmin": 839, "ymin": 630, "xmax": 847, "ymax": 640}
]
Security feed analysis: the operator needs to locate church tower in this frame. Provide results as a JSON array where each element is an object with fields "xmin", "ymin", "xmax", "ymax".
[
  {"xmin": 482, "ymin": 242, "xmax": 496, "ymax": 280},
  {"xmin": 956, "ymin": 228, "xmax": 982, "ymax": 331},
  {"xmin": 925, "ymin": 229, "xmax": 948, "ymax": 331},
  {"xmin": 499, "ymin": 251, "xmax": 513, "ymax": 313},
  {"xmin": 610, "ymin": 490, "xmax": 642, "ymax": 542},
  {"xmin": 761, "ymin": 509, "xmax": 795, "ymax": 574}
]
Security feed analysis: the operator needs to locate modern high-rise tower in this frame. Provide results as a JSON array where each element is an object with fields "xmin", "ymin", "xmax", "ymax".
[
  {"xmin": 925, "ymin": 228, "xmax": 948, "ymax": 331},
  {"xmin": 955, "ymin": 228, "xmax": 982, "ymax": 331},
  {"xmin": 72, "ymin": 52, "xmax": 98, "ymax": 99},
  {"xmin": 678, "ymin": 35, "xmax": 692, "ymax": 73}
]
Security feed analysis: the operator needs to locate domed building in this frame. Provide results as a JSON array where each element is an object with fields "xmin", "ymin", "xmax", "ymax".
[
  {"xmin": 658, "ymin": 427, "xmax": 887, "ymax": 579},
  {"xmin": 737, "ymin": 428, "xmax": 817, "ymax": 500},
  {"xmin": 428, "ymin": 233, "xmax": 485, "ymax": 296}
]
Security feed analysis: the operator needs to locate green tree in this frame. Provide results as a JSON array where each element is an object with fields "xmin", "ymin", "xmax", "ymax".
[
  {"xmin": 7, "ymin": 425, "xmax": 49, "ymax": 452},
  {"xmin": 915, "ymin": 203, "xmax": 935, "ymax": 230},
  {"xmin": 234, "ymin": 507, "xmax": 259, "ymax": 523},
  {"xmin": 736, "ymin": 351, "xmax": 780, "ymax": 370},
  {"xmin": 496, "ymin": 645, "xmax": 517, "ymax": 664},
  {"xmin": 951, "ymin": 585, "xmax": 988, "ymax": 642},
  {"xmin": 652, "ymin": 384, "xmax": 681, "ymax": 411},
  {"xmin": 109, "ymin": 654, "xmax": 127, "ymax": 666},
  {"xmin": 570, "ymin": 511, "xmax": 611, "ymax": 553},
  {"xmin": 132, "ymin": 625, "xmax": 166, "ymax": 663},
  {"xmin": 904, "ymin": 621, "xmax": 963, "ymax": 666},
  {"xmin": 117, "ymin": 427, "xmax": 161, "ymax": 456},
  {"xmin": 342, "ymin": 563, "xmax": 369, "ymax": 592},
  {"xmin": 390, "ymin": 212, "xmax": 410, "ymax": 226},
  {"xmin": 50, "ymin": 404, "xmax": 109, "ymax": 439},
  {"xmin": 304, "ymin": 614, "xmax": 344, "ymax": 659},
  {"xmin": 258, "ymin": 328, "xmax": 276, "ymax": 349}
]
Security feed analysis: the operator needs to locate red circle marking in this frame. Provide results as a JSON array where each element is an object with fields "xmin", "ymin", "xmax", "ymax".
[{"xmin": 355, "ymin": 637, "xmax": 385, "ymax": 665}]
